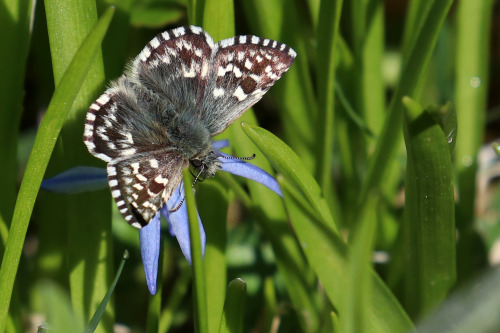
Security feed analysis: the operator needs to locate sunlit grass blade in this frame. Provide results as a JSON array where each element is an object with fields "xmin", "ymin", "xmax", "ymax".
[
  {"xmin": 402, "ymin": 97, "xmax": 456, "ymax": 318},
  {"xmin": 184, "ymin": 170, "xmax": 208, "ymax": 333},
  {"xmin": 86, "ymin": 250, "xmax": 129, "ymax": 333},
  {"xmin": 241, "ymin": 122, "xmax": 336, "ymax": 231},
  {"xmin": 218, "ymin": 278, "xmax": 247, "ymax": 333},
  {"xmin": 0, "ymin": 7, "xmax": 115, "ymax": 332}
]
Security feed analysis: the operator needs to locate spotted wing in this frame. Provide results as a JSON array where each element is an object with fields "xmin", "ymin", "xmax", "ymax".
[
  {"xmin": 201, "ymin": 35, "xmax": 296, "ymax": 136},
  {"xmin": 107, "ymin": 151, "xmax": 188, "ymax": 228},
  {"xmin": 128, "ymin": 25, "xmax": 215, "ymax": 119}
]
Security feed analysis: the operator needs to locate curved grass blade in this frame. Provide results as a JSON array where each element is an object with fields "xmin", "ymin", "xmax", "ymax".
[
  {"xmin": 85, "ymin": 250, "xmax": 129, "ymax": 333},
  {"xmin": 0, "ymin": 7, "xmax": 115, "ymax": 331}
]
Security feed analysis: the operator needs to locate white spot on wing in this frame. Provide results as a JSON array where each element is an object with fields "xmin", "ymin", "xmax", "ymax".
[
  {"xmin": 251, "ymin": 36, "xmax": 259, "ymax": 44},
  {"xmin": 213, "ymin": 87, "xmax": 225, "ymax": 98},
  {"xmin": 97, "ymin": 94, "xmax": 110, "ymax": 105},
  {"xmin": 154, "ymin": 175, "xmax": 169, "ymax": 186},
  {"xmin": 150, "ymin": 37, "xmax": 160, "ymax": 49},
  {"xmin": 233, "ymin": 86, "xmax": 247, "ymax": 101},
  {"xmin": 245, "ymin": 58, "xmax": 253, "ymax": 70}
]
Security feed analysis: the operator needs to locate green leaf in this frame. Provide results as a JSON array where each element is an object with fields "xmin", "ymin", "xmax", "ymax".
[
  {"xmin": 279, "ymin": 178, "xmax": 413, "ymax": 332},
  {"xmin": 402, "ymin": 97, "xmax": 456, "ymax": 317},
  {"xmin": 359, "ymin": 0, "xmax": 454, "ymax": 206},
  {"xmin": 241, "ymin": 122, "xmax": 336, "ymax": 232},
  {"xmin": 0, "ymin": 7, "xmax": 115, "ymax": 332},
  {"xmin": 218, "ymin": 278, "xmax": 247, "ymax": 333},
  {"xmin": 340, "ymin": 195, "xmax": 378, "ymax": 333},
  {"xmin": 184, "ymin": 170, "xmax": 209, "ymax": 333},
  {"xmin": 241, "ymin": 123, "xmax": 413, "ymax": 332},
  {"xmin": 86, "ymin": 251, "xmax": 129, "ymax": 333}
]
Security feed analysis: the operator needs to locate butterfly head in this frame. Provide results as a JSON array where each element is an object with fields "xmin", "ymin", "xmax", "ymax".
[{"xmin": 189, "ymin": 148, "xmax": 221, "ymax": 179}]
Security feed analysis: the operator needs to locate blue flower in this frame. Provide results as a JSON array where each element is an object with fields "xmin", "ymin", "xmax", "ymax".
[{"xmin": 42, "ymin": 140, "xmax": 282, "ymax": 294}]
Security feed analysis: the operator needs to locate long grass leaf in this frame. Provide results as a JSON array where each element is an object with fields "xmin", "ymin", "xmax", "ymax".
[{"xmin": 0, "ymin": 7, "xmax": 115, "ymax": 332}]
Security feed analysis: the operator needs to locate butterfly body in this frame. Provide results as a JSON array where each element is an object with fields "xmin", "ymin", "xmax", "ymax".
[{"xmin": 84, "ymin": 26, "xmax": 295, "ymax": 228}]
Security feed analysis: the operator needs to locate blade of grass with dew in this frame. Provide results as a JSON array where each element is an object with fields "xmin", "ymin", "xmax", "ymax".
[
  {"xmin": 315, "ymin": 0, "xmax": 343, "ymax": 222},
  {"xmin": 243, "ymin": 123, "xmax": 413, "ymax": 331},
  {"xmin": 0, "ymin": 7, "xmax": 114, "ymax": 332},
  {"xmin": 358, "ymin": 0, "xmax": 453, "ymax": 208},
  {"xmin": 44, "ymin": 2, "xmax": 115, "ymax": 330},
  {"xmin": 0, "ymin": 0, "xmax": 33, "ymax": 238},
  {"xmin": 184, "ymin": 170, "xmax": 209, "ymax": 333},
  {"xmin": 218, "ymin": 278, "xmax": 246, "ymax": 333},
  {"xmin": 86, "ymin": 250, "xmax": 129, "ymax": 333},
  {"xmin": 454, "ymin": 0, "xmax": 493, "ymax": 281},
  {"xmin": 402, "ymin": 98, "xmax": 455, "ymax": 318}
]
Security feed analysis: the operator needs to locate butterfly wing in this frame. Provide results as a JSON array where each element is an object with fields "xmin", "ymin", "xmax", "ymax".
[
  {"xmin": 108, "ymin": 151, "xmax": 188, "ymax": 228},
  {"xmin": 201, "ymin": 35, "xmax": 296, "ymax": 136},
  {"xmin": 127, "ymin": 26, "xmax": 215, "ymax": 119}
]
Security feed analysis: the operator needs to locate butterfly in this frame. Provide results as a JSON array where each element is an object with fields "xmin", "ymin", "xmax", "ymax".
[{"xmin": 83, "ymin": 25, "xmax": 296, "ymax": 229}]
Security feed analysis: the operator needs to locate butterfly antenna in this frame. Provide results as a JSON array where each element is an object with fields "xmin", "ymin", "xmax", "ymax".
[
  {"xmin": 169, "ymin": 197, "xmax": 185, "ymax": 212},
  {"xmin": 218, "ymin": 153, "xmax": 256, "ymax": 160}
]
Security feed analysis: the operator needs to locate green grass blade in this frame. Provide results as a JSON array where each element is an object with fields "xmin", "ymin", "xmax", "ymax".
[
  {"xmin": 243, "ymin": 123, "xmax": 412, "ymax": 331},
  {"xmin": 218, "ymin": 278, "xmax": 247, "ymax": 333},
  {"xmin": 86, "ymin": 250, "xmax": 129, "ymax": 333},
  {"xmin": 44, "ymin": 2, "xmax": 115, "ymax": 330},
  {"xmin": 340, "ymin": 196, "xmax": 378, "ymax": 333},
  {"xmin": 359, "ymin": 0, "xmax": 454, "ymax": 205},
  {"xmin": 315, "ymin": 0, "xmax": 343, "ymax": 207},
  {"xmin": 241, "ymin": 123, "xmax": 336, "ymax": 231},
  {"xmin": 197, "ymin": 182, "xmax": 228, "ymax": 333},
  {"xmin": 454, "ymin": 0, "xmax": 494, "ymax": 281},
  {"xmin": 184, "ymin": 170, "xmax": 209, "ymax": 333},
  {"xmin": 0, "ymin": 0, "xmax": 33, "ymax": 232},
  {"xmin": 279, "ymin": 178, "xmax": 413, "ymax": 332},
  {"xmin": 0, "ymin": 7, "xmax": 114, "ymax": 332},
  {"xmin": 402, "ymin": 97, "xmax": 456, "ymax": 318}
]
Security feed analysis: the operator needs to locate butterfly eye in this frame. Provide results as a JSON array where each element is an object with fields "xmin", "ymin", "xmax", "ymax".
[{"xmin": 191, "ymin": 159, "xmax": 203, "ymax": 168}]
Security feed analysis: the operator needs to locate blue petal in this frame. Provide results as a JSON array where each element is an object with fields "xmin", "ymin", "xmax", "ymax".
[
  {"xmin": 161, "ymin": 183, "xmax": 206, "ymax": 265},
  {"xmin": 212, "ymin": 139, "xmax": 230, "ymax": 150},
  {"xmin": 41, "ymin": 166, "xmax": 108, "ymax": 193},
  {"xmin": 139, "ymin": 213, "xmax": 161, "ymax": 295},
  {"xmin": 218, "ymin": 153, "xmax": 283, "ymax": 197}
]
